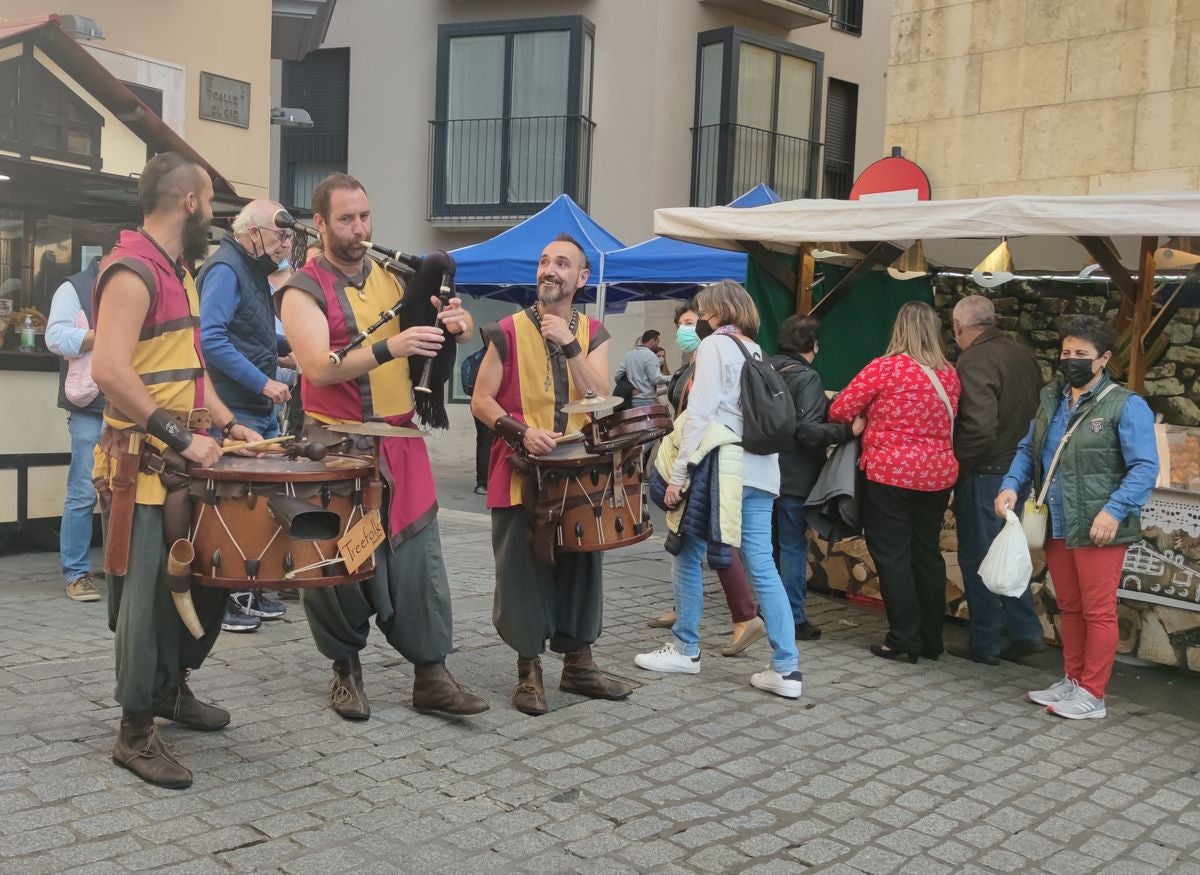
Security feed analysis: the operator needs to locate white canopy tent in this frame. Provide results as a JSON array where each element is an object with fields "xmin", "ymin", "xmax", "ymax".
[
  {"xmin": 653, "ymin": 192, "xmax": 1200, "ymax": 272},
  {"xmin": 652, "ymin": 192, "xmax": 1200, "ymax": 390}
]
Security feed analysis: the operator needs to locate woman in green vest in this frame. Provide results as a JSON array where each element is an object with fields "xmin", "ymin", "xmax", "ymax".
[{"xmin": 996, "ymin": 315, "xmax": 1158, "ymax": 721}]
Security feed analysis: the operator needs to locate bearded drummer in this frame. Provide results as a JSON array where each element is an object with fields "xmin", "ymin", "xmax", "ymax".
[
  {"xmin": 277, "ymin": 172, "xmax": 488, "ymax": 720},
  {"xmin": 471, "ymin": 234, "xmax": 634, "ymax": 715},
  {"xmin": 91, "ymin": 153, "xmax": 265, "ymax": 789}
]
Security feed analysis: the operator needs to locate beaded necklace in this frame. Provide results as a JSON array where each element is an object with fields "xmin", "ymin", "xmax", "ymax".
[{"xmin": 529, "ymin": 304, "xmax": 580, "ymax": 392}]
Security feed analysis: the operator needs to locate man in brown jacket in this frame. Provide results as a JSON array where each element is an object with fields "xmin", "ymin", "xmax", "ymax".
[{"xmin": 950, "ymin": 295, "xmax": 1045, "ymax": 665}]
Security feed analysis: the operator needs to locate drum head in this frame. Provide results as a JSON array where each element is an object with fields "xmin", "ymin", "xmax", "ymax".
[
  {"xmin": 191, "ymin": 454, "xmax": 371, "ymax": 482},
  {"xmin": 530, "ymin": 442, "xmax": 596, "ymax": 466}
]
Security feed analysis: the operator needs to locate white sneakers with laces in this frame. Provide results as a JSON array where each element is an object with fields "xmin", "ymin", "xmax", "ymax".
[
  {"xmin": 1047, "ymin": 686, "xmax": 1107, "ymax": 720},
  {"xmin": 1027, "ymin": 676, "xmax": 1106, "ymax": 719},
  {"xmin": 1027, "ymin": 676, "xmax": 1077, "ymax": 707},
  {"xmin": 634, "ymin": 642, "xmax": 701, "ymax": 674},
  {"xmin": 750, "ymin": 668, "xmax": 803, "ymax": 699}
]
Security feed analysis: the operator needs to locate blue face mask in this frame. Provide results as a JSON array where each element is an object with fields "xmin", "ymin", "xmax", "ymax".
[
  {"xmin": 676, "ymin": 324, "xmax": 700, "ymax": 353},
  {"xmin": 277, "ymin": 257, "xmax": 290, "ymax": 272}
]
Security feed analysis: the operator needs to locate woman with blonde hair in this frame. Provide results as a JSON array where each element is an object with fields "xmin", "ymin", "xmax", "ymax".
[
  {"xmin": 635, "ymin": 281, "xmax": 803, "ymax": 698},
  {"xmin": 829, "ymin": 301, "xmax": 961, "ymax": 663}
]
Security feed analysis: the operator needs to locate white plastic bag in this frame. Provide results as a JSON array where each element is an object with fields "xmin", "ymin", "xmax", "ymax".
[{"xmin": 978, "ymin": 510, "xmax": 1033, "ymax": 598}]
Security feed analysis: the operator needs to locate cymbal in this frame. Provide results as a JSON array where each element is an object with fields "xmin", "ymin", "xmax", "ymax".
[
  {"xmin": 324, "ymin": 422, "xmax": 425, "ymax": 439},
  {"xmin": 560, "ymin": 394, "xmax": 621, "ymax": 414}
]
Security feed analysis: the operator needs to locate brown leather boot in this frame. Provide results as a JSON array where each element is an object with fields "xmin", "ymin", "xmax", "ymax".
[
  {"xmin": 512, "ymin": 657, "xmax": 548, "ymax": 716},
  {"xmin": 330, "ymin": 654, "xmax": 370, "ymax": 720},
  {"xmin": 112, "ymin": 711, "xmax": 192, "ymax": 789},
  {"xmin": 153, "ymin": 670, "xmax": 230, "ymax": 731},
  {"xmin": 560, "ymin": 646, "xmax": 634, "ymax": 700},
  {"xmin": 412, "ymin": 662, "xmax": 489, "ymax": 715}
]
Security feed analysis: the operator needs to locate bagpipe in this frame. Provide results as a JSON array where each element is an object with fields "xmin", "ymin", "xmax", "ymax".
[{"xmin": 274, "ymin": 210, "xmax": 458, "ymax": 429}]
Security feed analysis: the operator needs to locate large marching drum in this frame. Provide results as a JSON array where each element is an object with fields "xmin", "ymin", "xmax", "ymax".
[{"xmin": 524, "ymin": 397, "xmax": 673, "ymax": 564}]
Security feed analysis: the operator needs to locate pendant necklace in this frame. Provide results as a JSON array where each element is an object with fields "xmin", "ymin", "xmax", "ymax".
[{"xmin": 532, "ymin": 304, "xmax": 580, "ymax": 392}]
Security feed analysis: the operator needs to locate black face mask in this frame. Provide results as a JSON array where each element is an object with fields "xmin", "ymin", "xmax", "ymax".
[
  {"xmin": 1060, "ymin": 357, "xmax": 1098, "ymax": 389},
  {"xmin": 695, "ymin": 318, "xmax": 714, "ymax": 340}
]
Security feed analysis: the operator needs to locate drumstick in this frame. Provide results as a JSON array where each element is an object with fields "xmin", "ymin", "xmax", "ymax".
[
  {"xmin": 555, "ymin": 431, "xmax": 584, "ymax": 444},
  {"xmin": 220, "ymin": 435, "xmax": 292, "ymax": 455}
]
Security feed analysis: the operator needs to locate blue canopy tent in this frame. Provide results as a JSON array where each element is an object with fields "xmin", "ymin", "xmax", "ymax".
[
  {"xmin": 599, "ymin": 184, "xmax": 782, "ymax": 306},
  {"xmin": 449, "ymin": 194, "xmax": 624, "ymax": 305}
]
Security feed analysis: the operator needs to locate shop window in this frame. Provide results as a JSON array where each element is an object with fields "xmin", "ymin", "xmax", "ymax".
[
  {"xmin": 431, "ymin": 16, "xmax": 594, "ymax": 221},
  {"xmin": 691, "ymin": 29, "xmax": 823, "ymax": 206}
]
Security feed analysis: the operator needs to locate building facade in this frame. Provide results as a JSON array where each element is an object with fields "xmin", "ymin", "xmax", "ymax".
[
  {"xmin": 0, "ymin": 2, "xmax": 328, "ymax": 539},
  {"xmin": 272, "ymin": 0, "xmax": 890, "ymax": 461},
  {"xmin": 886, "ymin": 0, "xmax": 1200, "ymax": 198}
]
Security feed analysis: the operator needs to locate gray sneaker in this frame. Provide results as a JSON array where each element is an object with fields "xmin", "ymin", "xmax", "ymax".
[
  {"xmin": 1048, "ymin": 687, "xmax": 1106, "ymax": 720},
  {"xmin": 1027, "ymin": 676, "xmax": 1077, "ymax": 706}
]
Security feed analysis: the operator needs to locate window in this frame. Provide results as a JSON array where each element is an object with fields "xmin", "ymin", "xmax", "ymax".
[
  {"xmin": 0, "ymin": 54, "xmax": 103, "ymax": 170},
  {"xmin": 122, "ymin": 81, "xmax": 163, "ymax": 162},
  {"xmin": 431, "ymin": 16, "xmax": 595, "ymax": 222},
  {"xmin": 691, "ymin": 29, "xmax": 822, "ymax": 207},
  {"xmin": 832, "ymin": 0, "xmax": 863, "ymax": 35},
  {"xmin": 280, "ymin": 48, "xmax": 350, "ymax": 213},
  {"xmin": 823, "ymin": 78, "xmax": 858, "ymax": 198}
]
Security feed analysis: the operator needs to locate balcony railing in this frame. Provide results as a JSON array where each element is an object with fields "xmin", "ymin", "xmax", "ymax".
[
  {"xmin": 691, "ymin": 122, "xmax": 822, "ymax": 207},
  {"xmin": 428, "ymin": 115, "xmax": 594, "ymax": 223},
  {"xmin": 823, "ymin": 157, "xmax": 853, "ymax": 199}
]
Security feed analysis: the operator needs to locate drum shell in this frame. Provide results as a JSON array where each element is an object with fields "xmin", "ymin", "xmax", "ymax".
[
  {"xmin": 187, "ymin": 455, "xmax": 375, "ymax": 589},
  {"xmin": 525, "ymin": 444, "xmax": 653, "ymax": 562},
  {"xmin": 585, "ymin": 404, "xmax": 673, "ymax": 454}
]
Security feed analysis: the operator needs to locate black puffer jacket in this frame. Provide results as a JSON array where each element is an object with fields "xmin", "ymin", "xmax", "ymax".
[{"xmin": 768, "ymin": 353, "xmax": 853, "ymax": 498}]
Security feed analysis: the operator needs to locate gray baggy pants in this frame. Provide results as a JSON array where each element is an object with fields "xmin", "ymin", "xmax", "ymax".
[
  {"xmin": 107, "ymin": 504, "xmax": 225, "ymax": 713},
  {"xmin": 302, "ymin": 518, "xmax": 454, "ymax": 665},
  {"xmin": 491, "ymin": 506, "xmax": 604, "ymax": 660}
]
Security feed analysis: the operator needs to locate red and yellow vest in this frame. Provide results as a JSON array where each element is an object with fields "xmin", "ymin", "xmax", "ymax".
[
  {"xmin": 484, "ymin": 308, "xmax": 607, "ymax": 508},
  {"xmin": 281, "ymin": 257, "xmax": 436, "ymax": 543},
  {"xmin": 92, "ymin": 229, "xmax": 205, "ymax": 505}
]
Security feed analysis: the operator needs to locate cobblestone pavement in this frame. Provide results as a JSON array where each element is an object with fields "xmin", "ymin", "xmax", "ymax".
[{"xmin": 2, "ymin": 502, "xmax": 1200, "ymax": 875}]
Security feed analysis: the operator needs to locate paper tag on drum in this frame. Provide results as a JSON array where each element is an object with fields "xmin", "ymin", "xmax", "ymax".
[{"xmin": 338, "ymin": 510, "xmax": 385, "ymax": 573}]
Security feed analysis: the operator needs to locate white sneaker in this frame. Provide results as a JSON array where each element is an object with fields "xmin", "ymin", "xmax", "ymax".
[
  {"xmin": 750, "ymin": 668, "xmax": 803, "ymax": 699},
  {"xmin": 1027, "ymin": 676, "xmax": 1077, "ymax": 706},
  {"xmin": 634, "ymin": 642, "xmax": 701, "ymax": 674},
  {"xmin": 1048, "ymin": 687, "xmax": 1106, "ymax": 720}
]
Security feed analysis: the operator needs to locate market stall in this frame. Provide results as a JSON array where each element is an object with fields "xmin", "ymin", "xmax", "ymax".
[{"xmin": 653, "ymin": 192, "xmax": 1200, "ymax": 671}]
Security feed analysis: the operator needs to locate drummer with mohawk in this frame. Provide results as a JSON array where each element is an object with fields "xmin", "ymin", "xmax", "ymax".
[
  {"xmin": 278, "ymin": 172, "xmax": 488, "ymax": 720},
  {"xmin": 472, "ymin": 233, "xmax": 634, "ymax": 715}
]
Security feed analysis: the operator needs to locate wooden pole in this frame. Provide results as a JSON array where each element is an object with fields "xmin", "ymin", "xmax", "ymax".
[
  {"xmin": 797, "ymin": 243, "xmax": 815, "ymax": 315},
  {"xmin": 1128, "ymin": 236, "xmax": 1156, "ymax": 393}
]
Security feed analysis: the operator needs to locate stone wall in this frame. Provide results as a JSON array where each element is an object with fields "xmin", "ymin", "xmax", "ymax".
[
  {"xmin": 886, "ymin": 1, "xmax": 1200, "ymax": 198},
  {"xmin": 934, "ymin": 275, "xmax": 1200, "ymax": 426}
]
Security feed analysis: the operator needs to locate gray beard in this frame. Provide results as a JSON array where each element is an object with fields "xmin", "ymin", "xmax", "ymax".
[{"xmin": 537, "ymin": 282, "xmax": 569, "ymax": 307}]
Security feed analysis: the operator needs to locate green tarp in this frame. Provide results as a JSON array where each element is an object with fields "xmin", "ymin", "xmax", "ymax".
[{"xmin": 744, "ymin": 258, "xmax": 933, "ymax": 391}]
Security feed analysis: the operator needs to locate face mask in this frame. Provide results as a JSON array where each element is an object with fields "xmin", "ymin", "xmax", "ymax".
[
  {"xmin": 695, "ymin": 318, "xmax": 714, "ymax": 341},
  {"xmin": 676, "ymin": 324, "xmax": 700, "ymax": 352},
  {"xmin": 277, "ymin": 257, "xmax": 290, "ymax": 272},
  {"xmin": 1060, "ymin": 357, "xmax": 1098, "ymax": 389}
]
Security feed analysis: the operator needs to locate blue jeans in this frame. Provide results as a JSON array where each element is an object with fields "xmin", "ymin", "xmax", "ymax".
[
  {"xmin": 61, "ymin": 411, "xmax": 103, "ymax": 582},
  {"xmin": 210, "ymin": 406, "xmax": 281, "ymax": 441},
  {"xmin": 954, "ymin": 471, "xmax": 1043, "ymax": 658},
  {"xmin": 774, "ymin": 495, "xmax": 809, "ymax": 624},
  {"xmin": 672, "ymin": 486, "xmax": 799, "ymax": 674}
]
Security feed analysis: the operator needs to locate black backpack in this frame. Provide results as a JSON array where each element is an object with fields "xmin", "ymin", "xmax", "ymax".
[{"xmin": 726, "ymin": 335, "xmax": 796, "ymax": 455}]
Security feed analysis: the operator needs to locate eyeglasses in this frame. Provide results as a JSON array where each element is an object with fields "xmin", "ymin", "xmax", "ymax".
[{"xmin": 256, "ymin": 226, "xmax": 295, "ymax": 243}]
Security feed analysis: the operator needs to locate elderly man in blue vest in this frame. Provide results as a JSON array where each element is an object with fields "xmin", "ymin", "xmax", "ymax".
[
  {"xmin": 46, "ymin": 254, "xmax": 106, "ymax": 603},
  {"xmin": 198, "ymin": 199, "xmax": 294, "ymax": 630}
]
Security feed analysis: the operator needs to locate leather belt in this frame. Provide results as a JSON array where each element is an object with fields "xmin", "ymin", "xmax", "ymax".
[{"xmin": 105, "ymin": 405, "xmax": 212, "ymax": 432}]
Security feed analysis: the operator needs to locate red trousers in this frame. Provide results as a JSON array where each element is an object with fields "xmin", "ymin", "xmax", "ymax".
[{"xmin": 1043, "ymin": 538, "xmax": 1127, "ymax": 698}]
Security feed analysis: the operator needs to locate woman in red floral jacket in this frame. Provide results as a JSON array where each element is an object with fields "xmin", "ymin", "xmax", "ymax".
[{"xmin": 829, "ymin": 301, "xmax": 961, "ymax": 663}]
